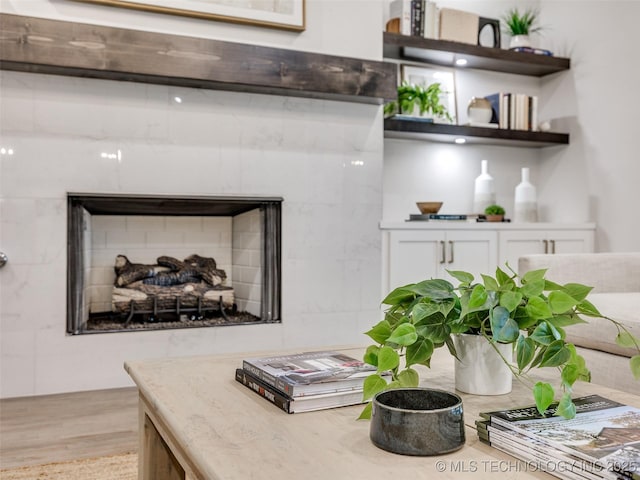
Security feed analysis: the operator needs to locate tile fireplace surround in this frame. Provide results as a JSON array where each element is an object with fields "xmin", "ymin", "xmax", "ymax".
[{"xmin": 0, "ymin": 71, "xmax": 384, "ymax": 398}]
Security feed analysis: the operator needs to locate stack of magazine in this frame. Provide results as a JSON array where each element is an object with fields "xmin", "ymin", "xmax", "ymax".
[
  {"xmin": 477, "ymin": 394, "xmax": 640, "ymax": 480},
  {"xmin": 235, "ymin": 350, "xmax": 386, "ymax": 414}
]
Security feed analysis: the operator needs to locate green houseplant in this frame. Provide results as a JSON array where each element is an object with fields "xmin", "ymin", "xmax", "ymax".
[
  {"xmin": 384, "ymin": 81, "xmax": 453, "ymax": 123},
  {"xmin": 484, "ymin": 204, "xmax": 505, "ymax": 222},
  {"xmin": 501, "ymin": 8, "xmax": 542, "ymax": 36},
  {"xmin": 359, "ymin": 265, "xmax": 640, "ymax": 420}
]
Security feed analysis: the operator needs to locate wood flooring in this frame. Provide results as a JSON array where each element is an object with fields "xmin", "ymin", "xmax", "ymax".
[{"xmin": 0, "ymin": 387, "xmax": 138, "ymax": 469}]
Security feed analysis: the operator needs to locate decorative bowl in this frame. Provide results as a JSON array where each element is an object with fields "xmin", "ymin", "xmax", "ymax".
[
  {"xmin": 369, "ymin": 388, "xmax": 465, "ymax": 456},
  {"xmin": 416, "ymin": 202, "xmax": 443, "ymax": 214}
]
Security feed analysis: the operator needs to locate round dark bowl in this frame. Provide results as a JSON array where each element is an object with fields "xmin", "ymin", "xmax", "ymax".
[{"xmin": 369, "ymin": 388, "xmax": 465, "ymax": 456}]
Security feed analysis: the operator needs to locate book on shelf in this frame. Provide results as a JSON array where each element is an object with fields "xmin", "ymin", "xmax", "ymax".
[
  {"xmin": 389, "ymin": 0, "xmax": 412, "ymax": 35},
  {"xmin": 511, "ymin": 46, "xmax": 554, "ymax": 56},
  {"xmin": 428, "ymin": 214, "xmax": 467, "ymax": 220},
  {"xmin": 478, "ymin": 394, "xmax": 640, "ymax": 480},
  {"xmin": 484, "ymin": 92, "xmax": 539, "ymax": 131},
  {"xmin": 234, "ymin": 368, "xmax": 366, "ymax": 414},
  {"xmin": 241, "ymin": 350, "xmax": 381, "ymax": 398}
]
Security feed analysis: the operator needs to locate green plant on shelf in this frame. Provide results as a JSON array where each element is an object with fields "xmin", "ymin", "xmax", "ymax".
[
  {"xmin": 485, "ymin": 204, "xmax": 506, "ymax": 216},
  {"xmin": 502, "ymin": 8, "xmax": 542, "ymax": 36},
  {"xmin": 384, "ymin": 81, "xmax": 452, "ymax": 123}
]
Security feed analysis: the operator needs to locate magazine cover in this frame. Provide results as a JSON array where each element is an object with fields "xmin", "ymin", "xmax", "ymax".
[{"xmin": 485, "ymin": 395, "xmax": 640, "ymax": 479}]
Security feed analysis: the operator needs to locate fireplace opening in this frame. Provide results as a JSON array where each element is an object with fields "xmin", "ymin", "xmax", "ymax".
[{"xmin": 67, "ymin": 194, "xmax": 282, "ymax": 334}]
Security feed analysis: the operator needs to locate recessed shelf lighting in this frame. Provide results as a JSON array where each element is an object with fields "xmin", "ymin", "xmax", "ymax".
[
  {"xmin": 454, "ymin": 138, "xmax": 466, "ymax": 144},
  {"xmin": 455, "ymin": 58, "xmax": 468, "ymax": 66}
]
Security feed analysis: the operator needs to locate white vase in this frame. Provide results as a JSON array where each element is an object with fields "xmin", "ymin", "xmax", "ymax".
[
  {"xmin": 453, "ymin": 334, "xmax": 513, "ymax": 395},
  {"xmin": 514, "ymin": 167, "xmax": 538, "ymax": 223},
  {"xmin": 473, "ymin": 160, "xmax": 495, "ymax": 214},
  {"xmin": 509, "ymin": 34, "xmax": 531, "ymax": 49}
]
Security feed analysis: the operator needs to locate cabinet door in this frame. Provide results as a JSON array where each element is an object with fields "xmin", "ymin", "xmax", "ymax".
[
  {"xmin": 498, "ymin": 230, "xmax": 548, "ymax": 270},
  {"xmin": 547, "ymin": 230, "xmax": 594, "ymax": 254},
  {"xmin": 387, "ymin": 231, "xmax": 443, "ymax": 291},
  {"xmin": 442, "ymin": 231, "xmax": 498, "ymax": 282}
]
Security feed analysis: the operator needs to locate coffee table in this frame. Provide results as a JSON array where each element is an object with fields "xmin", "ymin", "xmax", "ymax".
[{"xmin": 124, "ymin": 346, "xmax": 640, "ymax": 480}]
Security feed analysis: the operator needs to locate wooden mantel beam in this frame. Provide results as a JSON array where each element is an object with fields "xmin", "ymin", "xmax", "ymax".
[{"xmin": 0, "ymin": 13, "xmax": 396, "ymax": 104}]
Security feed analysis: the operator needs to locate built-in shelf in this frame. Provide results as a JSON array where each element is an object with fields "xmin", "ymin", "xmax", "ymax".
[
  {"xmin": 383, "ymin": 32, "xmax": 570, "ymax": 77},
  {"xmin": 384, "ymin": 118, "xmax": 570, "ymax": 148},
  {"xmin": 0, "ymin": 14, "xmax": 396, "ymax": 105}
]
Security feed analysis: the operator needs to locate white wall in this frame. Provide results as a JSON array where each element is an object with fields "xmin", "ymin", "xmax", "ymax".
[{"xmin": 0, "ymin": 0, "xmax": 386, "ymax": 398}]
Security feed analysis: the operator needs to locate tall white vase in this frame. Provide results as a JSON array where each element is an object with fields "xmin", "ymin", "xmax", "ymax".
[
  {"xmin": 453, "ymin": 334, "xmax": 513, "ymax": 395},
  {"xmin": 473, "ymin": 160, "xmax": 495, "ymax": 214},
  {"xmin": 514, "ymin": 167, "xmax": 538, "ymax": 222}
]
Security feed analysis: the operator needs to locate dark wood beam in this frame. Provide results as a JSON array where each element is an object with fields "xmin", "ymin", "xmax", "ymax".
[{"xmin": 0, "ymin": 14, "xmax": 396, "ymax": 104}]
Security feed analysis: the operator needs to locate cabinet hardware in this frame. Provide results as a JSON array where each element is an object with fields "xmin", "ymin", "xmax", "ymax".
[
  {"xmin": 448, "ymin": 241, "xmax": 454, "ymax": 264},
  {"xmin": 543, "ymin": 239, "xmax": 549, "ymax": 254},
  {"xmin": 550, "ymin": 239, "xmax": 556, "ymax": 254},
  {"xmin": 0, "ymin": 252, "xmax": 7, "ymax": 268},
  {"xmin": 440, "ymin": 241, "xmax": 446, "ymax": 264}
]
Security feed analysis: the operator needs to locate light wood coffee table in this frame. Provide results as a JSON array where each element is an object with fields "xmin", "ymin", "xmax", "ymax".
[{"xmin": 125, "ymin": 346, "xmax": 640, "ymax": 480}]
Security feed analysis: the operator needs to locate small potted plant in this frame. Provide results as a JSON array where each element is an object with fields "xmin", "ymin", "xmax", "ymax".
[
  {"xmin": 484, "ymin": 204, "xmax": 505, "ymax": 222},
  {"xmin": 384, "ymin": 81, "xmax": 453, "ymax": 123},
  {"xmin": 359, "ymin": 266, "xmax": 640, "ymax": 420},
  {"xmin": 501, "ymin": 7, "xmax": 542, "ymax": 49}
]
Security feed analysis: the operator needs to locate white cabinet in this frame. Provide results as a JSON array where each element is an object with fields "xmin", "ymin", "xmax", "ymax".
[
  {"xmin": 381, "ymin": 223, "xmax": 595, "ymax": 294},
  {"xmin": 499, "ymin": 229, "xmax": 595, "ymax": 269},
  {"xmin": 384, "ymin": 229, "xmax": 498, "ymax": 292}
]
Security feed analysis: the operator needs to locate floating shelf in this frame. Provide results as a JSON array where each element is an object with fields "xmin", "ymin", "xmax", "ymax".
[
  {"xmin": 384, "ymin": 118, "xmax": 569, "ymax": 148},
  {"xmin": 383, "ymin": 32, "xmax": 570, "ymax": 77}
]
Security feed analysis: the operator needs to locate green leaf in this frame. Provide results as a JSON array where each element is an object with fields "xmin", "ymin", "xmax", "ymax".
[
  {"xmin": 546, "ymin": 314, "xmax": 587, "ymax": 328},
  {"xmin": 576, "ymin": 299, "xmax": 602, "ymax": 317},
  {"xmin": 548, "ymin": 291, "xmax": 578, "ymax": 314},
  {"xmin": 405, "ymin": 338, "xmax": 434, "ymax": 367},
  {"xmin": 562, "ymin": 283, "xmax": 593, "ymax": 302},
  {"xmin": 557, "ymin": 393, "xmax": 577, "ymax": 419},
  {"xmin": 408, "ymin": 279, "xmax": 455, "ymax": 299},
  {"xmin": 616, "ymin": 332, "xmax": 639, "ymax": 349},
  {"xmin": 447, "ymin": 270, "xmax": 474, "ymax": 284},
  {"xmin": 411, "ymin": 302, "xmax": 441, "ymax": 323},
  {"xmin": 365, "ymin": 320, "xmax": 392, "ymax": 344},
  {"xmin": 382, "ymin": 286, "xmax": 415, "ymax": 306},
  {"xmin": 357, "ymin": 401, "xmax": 373, "ymax": 420},
  {"xmin": 561, "ymin": 364, "xmax": 579, "ymax": 386},
  {"xmin": 525, "ymin": 296, "xmax": 552, "ymax": 320},
  {"xmin": 539, "ymin": 339, "xmax": 571, "ymax": 367},
  {"xmin": 377, "ymin": 346, "xmax": 400, "ymax": 372},
  {"xmin": 481, "ymin": 274, "xmax": 500, "ymax": 292},
  {"xmin": 495, "ymin": 267, "xmax": 511, "ymax": 286},
  {"xmin": 468, "ymin": 284, "xmax": 488, "ymax": 310},
  {"xmin": 490, "ymin": 306, "xmax": 519, "ymax": 343},
  {"xmin": 397, "ymin": 368, "xmax": 420, "ymax": 387},
  {"xmin": 521, "ymin": 279, "xmax": 545, "ymax": 298},
  {"xmin": 500, "ymin": 291, "xmax": 523, "ymax": 312},
  {"xmin": 522, "ymin": 268, "xmax": 547, "ymax": 284},
  {"xmin": 386, "ymin": 323, "xmax": 418, "ymax": 347},
  {"xmin": 533, "ymin": 382, "xmax": 555, "ymax": 415},
  {"xmin": 631, "ymin": 356, "xmax": 640, "ymax": 380},
  {"xmin": 516, "ymin": 335, "xmax": 535, "ymax": 371},
  {"xmin": 362, "ymin": 374, "xmax": 388, "ymax": 401},
  {"xmin": 530, "ymin": 322, "xmax": 557, "ymax": 346},
  {"xmin": 363, "ymin": 345, "xmax": 379, "ymax": 366}
]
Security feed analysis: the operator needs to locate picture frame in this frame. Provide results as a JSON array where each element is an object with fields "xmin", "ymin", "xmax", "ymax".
[
  {"xmin": 72, "ymin": 0, "xmax": 306, "ymax": 32},
  {"xmin": 400, "ymin": 65, "xmax": 458, "ymax": 124}
]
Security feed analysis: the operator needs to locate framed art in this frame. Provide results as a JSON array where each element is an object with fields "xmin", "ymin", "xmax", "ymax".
[
  {"xmin": 400, "ymin": 65, "xmax": 457, "ymax": 124},
  {"xmin": 72, "ymin": 0, "xmax": 306, "ymax": 32}
]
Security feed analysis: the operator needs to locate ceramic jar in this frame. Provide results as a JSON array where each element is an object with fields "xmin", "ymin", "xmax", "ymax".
[
  {"xmin": 467, "ymin": 97, "xmax": 493, "ymax": 124},
  {"xmin": 514, "ymin": 167, "xmax": 538, "ymax": 222},
  {"xmin": 453, "ymin": 334, "xmax": 513, "ymax": 395},
  {"xmin": 473, "ymin": 160, "xmax": 495, "ymax": 214}
]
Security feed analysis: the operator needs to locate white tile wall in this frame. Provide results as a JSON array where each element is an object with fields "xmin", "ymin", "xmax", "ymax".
[
  {"xmin": 232, "ymin": 209, "xmax": 262, "ymax": 316},
  {"xmin": 0, "ymin": 71, "xmax": 384, "ymax": 397}
]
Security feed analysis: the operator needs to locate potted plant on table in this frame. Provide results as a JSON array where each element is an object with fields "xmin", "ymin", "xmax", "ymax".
[
  {"xmin": 502, "ymin": 7, "xmax": 542, "ymax": 49},
  {"xmin": 384, "ymin": 81, "xmax": 453, "ymax": 123},
  {"xmin": 359, "ymin": 265, "xmax": 640, "ymax": 420},
  {"xmin": 484, "ymin": 204, "xmax": 505, "ymax": 222}
]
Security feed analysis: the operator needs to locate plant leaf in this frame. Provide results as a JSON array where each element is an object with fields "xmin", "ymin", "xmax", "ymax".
[
  {"xmin": 447, "ymin": 270, "xmax": 474, "ymax": 284},
  {"xmin": 548, "ymin": 291, "xmax": 578, "ymax": 314},
  {"xmin": 557, "ymin": 393, "xmax": 577, "ymax": 419},
  {"xmin": 522, "ymin": 268, "xmax": 547, "ymax": 284},
  {"xmin": 490, "ymin": 306, "xmax": 519, "ymax": 343},
  {"xmin": 539, "ymin": 339, "xmax": 571, "ymax": 367},
  {"xmin": 386, "ymin": 323, "xmax": 418, "ymax": 347},
  {"xmin": 631, "ymin": 356, "xmax": 640, "ymax": 380},
  {"xmin": 363, "ymin": 345, "xmax": 379, "ymax": 366},
  {"xmin": 377, "ymin": 346, "xmax": 400, "ymax": 372},
  {"xmin": 533, "ymin": 382, "xmax": 555, "ymax": 415},
  {"xmin": 365, "ymin": 320, "xmax": 391, "ymax": 344},
  {"xmin": 495, "ymin": 266, "xmax": 510, "ymax": 285},
  {"xmin": 521, "ymin": 279, "xmax": 545, "ymax": 298},
  {"xmin": 546, "ymin": 314, "xmax": 587, "ymax": 328},
  {"xmin": 525, "ymin": 296, "xmax": 552, "ymax": 320},
  {"xmin": 468, "ymin": 284, "xmax": 488, "ymax": 310},
  {"xmin": 397, "ymin": 368, "xmax": 420, "ymax": 387},
  {"xmin": 481, "ymin": 274, "xmax": 500, "ymax": 291},
  {"xmin": 561, "ymin": 364, "xmax": 579, "ymax": 386},
  {"xmin": 616, "ymin": 332, "xmax": 640, "ymax": 349},
  {"xmin": 362, "ymin": 374, "xmax": 388, "ymax": 401},
  {"xmin": 530, "ymin": 322, "xmax": 556, "ymax": 346},
  {"xmin": 406, "ymin": 338, "xmax": 434, "ymax": 367},
  {"xmin": 576, "ymin": 299, "xmax": 602, "ymax": 317},
  {"xmin": 408, "ymin": 279, "xmax": 455, "ymax": 299},
  {"xmin": 516, "ymin": 335, "xmax": 535, "ymax": 371},
  {"xmin": 500, "ymin": 290, "xmax": 523, "ymax": 312},
  {"xmin": 562, "ymin": 283, "xmax": 593, "ymax": 302},
  {"xmin": 382, "ymin": 286, "xmax": 415, "ymax": 306}
]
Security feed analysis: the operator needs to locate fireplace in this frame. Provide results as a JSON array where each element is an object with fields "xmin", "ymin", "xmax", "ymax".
[{"xmin": 67, "ymin": 193, "xmax": 282, "ymax": 334}]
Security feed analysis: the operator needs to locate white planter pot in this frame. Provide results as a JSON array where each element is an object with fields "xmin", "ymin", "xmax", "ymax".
[
  {"xmin": 453, "ymin": 334, "xmax": 513, "ymax": 395},
  {"xmin": 509, "ymin": 34, "xmax": 531, "ymax": 49}
]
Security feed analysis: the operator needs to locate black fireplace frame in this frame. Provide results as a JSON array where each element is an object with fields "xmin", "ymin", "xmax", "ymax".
[{"xmin": 67, "ymin": 193, "xmax": 282, "ymax": 334}]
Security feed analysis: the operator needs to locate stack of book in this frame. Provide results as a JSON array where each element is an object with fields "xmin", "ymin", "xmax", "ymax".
[
  {"xmin": 235, "ymin": 350, "xmax": 385, "ymax": 414},
  {"xmin": 485, "ymin": 92, "xmax": 539, "ymax": 131},
  {"xmin": 477, "ymin": 394, "xmax": 640, "ymax": 480},
  {"xmin": 389, "ymin": 0, "xmax": 440, "ymax": 39}
]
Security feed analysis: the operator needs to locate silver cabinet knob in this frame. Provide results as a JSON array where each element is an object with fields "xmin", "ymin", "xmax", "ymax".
[{"xmin": 0, "ymin": 252, "xmax": 7, "ymax": 268}]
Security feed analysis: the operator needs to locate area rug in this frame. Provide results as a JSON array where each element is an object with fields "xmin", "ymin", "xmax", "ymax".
[{"xmin": 0, "ymin": 452, "xmax": 137, "ymax": 480}]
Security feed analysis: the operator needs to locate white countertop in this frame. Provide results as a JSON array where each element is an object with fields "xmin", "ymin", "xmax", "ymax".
[{"xmin": 379, "ymin": 221, "xmax": 596, "ymax": 231}]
